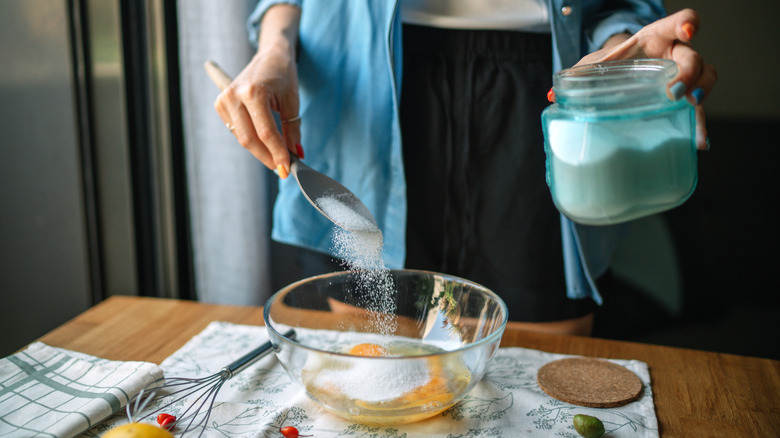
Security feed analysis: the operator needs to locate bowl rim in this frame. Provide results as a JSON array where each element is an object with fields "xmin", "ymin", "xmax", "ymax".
[{"xmin": 262, "ymin": 269, "xmax": 509, "ymax": 360}]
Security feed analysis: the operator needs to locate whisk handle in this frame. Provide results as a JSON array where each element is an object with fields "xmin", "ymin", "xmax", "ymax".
[{"xmin": 223, "ymin": 329, "xmax": 296, "ymax": 378}]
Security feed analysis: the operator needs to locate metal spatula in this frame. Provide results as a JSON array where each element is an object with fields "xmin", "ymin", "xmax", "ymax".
[{"xmin": 204, "ymin": 60, "xmax": 378, "ymax": 232}]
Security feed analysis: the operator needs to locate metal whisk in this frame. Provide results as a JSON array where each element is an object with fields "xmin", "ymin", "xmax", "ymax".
[{"xmin": 126, "ymin": 329, "xmax": 296, "ymax": 437}]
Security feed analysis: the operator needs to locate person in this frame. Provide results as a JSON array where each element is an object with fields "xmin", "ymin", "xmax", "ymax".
[{"xmin": 213, "ymin": 1, "xmax": 717, "ymax": 335}]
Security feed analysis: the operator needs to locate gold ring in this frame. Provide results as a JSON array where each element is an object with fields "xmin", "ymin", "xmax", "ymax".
[{"xmin": 282, "ymin": 115, "xmax": 301, "ymax": 124}]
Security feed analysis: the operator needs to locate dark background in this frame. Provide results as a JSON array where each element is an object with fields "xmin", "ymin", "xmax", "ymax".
[
  {"xmin": 588, "ymin": 1, "xmax": 780, "ymax": 359},
  {"xmin": 593, "ymin": 118, "xmax": 779, "ymax": 359}
]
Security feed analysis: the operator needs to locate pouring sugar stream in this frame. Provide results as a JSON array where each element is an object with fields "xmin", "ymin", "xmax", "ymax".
[{"xmin": 316, "ymin": 194, "xmax": 397, "ymax": 335}]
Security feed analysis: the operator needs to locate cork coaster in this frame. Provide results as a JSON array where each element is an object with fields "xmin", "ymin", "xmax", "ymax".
[{"xmin": 537, "ymin": 357, "xmax": 643, "ymax": 408}]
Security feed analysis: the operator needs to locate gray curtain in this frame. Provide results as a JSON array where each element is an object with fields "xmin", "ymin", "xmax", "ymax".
[{"xmin": 177, "ymin": 0, "xmax": 271, "ymax": 305}]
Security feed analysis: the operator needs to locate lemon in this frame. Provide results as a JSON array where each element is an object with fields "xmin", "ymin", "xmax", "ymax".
[{"xmin": 102, "ymin": 423, "xmax": 174, "ymax": 438}]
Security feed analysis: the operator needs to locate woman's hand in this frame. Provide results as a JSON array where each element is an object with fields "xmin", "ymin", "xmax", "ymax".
[
  {"xmin": 576, "ymin": 9, "xmax": 718, "ymax": 150},
  {"xmin": 213, "ymin": 4, "xmax": 302, "ymax": 178}
]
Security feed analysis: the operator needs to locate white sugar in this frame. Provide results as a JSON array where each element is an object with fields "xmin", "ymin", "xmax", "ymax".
[
  {"xmin": 316, "ymin": 196, "xmax": 378, "ymax": 232},
  {"xmin": 310, "ymin": 357, "xmax": 431, "ymax": 402},
  {"xmin": 547, "ymin": 119, "xmax": 696, "ymax": 223},
  {"xmin": 317, "ymin": 195, "xmax": 397, "ymax": 334}
]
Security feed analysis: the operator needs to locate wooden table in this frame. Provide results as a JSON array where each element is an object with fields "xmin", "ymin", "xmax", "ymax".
[{"xmin": 37, "ymin": 296, "xmax": 780, "ymax": 437}]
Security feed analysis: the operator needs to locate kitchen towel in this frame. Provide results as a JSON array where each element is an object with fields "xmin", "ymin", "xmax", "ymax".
[
  {"xmin": 83, "ymin": 321, "xmax": 658, "ymax": 437},
  {"xmin": 0, "ymin": 342, "xmax": 163, "ymax": 438}
]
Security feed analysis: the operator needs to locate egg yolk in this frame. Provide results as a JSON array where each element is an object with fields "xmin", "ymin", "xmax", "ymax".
[
  {"xmin": 397, "ymin": 357, "xmax": 459, "ymax": 407},
  {"xmin": 349, "ymin": 343, "xmax": 389, "ymax": 357}
]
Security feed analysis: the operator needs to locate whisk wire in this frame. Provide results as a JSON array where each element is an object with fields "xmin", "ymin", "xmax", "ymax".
[{"xmin": 125, "ymin": 329, "xmax": 296, "ymax": 437}]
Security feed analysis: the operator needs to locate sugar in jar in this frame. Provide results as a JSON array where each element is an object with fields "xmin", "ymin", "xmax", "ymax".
[{"xmin": 541, "ymin": 59, "xmax": 697, "ymax": 225}]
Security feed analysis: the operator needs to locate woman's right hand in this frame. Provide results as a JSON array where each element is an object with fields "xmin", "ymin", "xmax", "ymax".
[
  {"xmin": 574, "ymin": 9, "xmax": 717, "ymax": 151},
  {"xmin": 213, "ymin": 4, "xmax": 302, "ymax": 178}
]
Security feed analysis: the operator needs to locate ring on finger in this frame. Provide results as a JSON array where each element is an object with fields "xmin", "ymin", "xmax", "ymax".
[{"xmin": 282, "ymin": 115, "xmax": 301, "ymax": 124}]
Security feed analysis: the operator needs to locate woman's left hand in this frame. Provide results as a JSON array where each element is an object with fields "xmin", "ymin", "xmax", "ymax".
[{"xmin": 576, "ymin": 9, "xmax": 718, "ymax": 150}]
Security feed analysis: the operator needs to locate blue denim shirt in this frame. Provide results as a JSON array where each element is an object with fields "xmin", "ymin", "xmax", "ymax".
[{"xmin": 248, "ymin": 0, "xmax": 664, "ymax": 305}]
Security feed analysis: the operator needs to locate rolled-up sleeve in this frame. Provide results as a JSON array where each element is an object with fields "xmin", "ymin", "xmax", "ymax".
[
  {"xmin": 583, "ymin": 1, "xmax": 665, "ymax": 53},
  {"xmin": 247, "ymin": 0, "xmax": 303, "ymax": 47}
]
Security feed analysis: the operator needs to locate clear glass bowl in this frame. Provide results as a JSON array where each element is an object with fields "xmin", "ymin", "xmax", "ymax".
[{"xmin": 263, "ymin": 269, "xmax": 508, "ymax": 425}]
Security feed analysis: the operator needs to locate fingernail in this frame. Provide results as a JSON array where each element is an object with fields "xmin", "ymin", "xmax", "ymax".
[
  {"xmin": 277, "ymin": 164, "xmax": 289, "ymax": 179},
  {"xmin": 547, "ymin": 87, "xmax": 556, "ymax": 103},
  {"xmin": 669, "ymin": 81, "xmax": 686, "ymax": 101},
  {"xmin": 682, "ymin": 22, "xmax": 695, "ymax": 40},
  {"xmin": 295, "ymin": 143, "xmax": 304, "ymax": 159},
  {"xmin": 691, "ymin": 87, "xmax": 705, "ymax": 105}
]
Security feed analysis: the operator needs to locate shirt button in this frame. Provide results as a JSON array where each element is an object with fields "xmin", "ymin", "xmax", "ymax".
[{"xmin": 561, "ymin": 6, "xmax": 573, "ymax": 16}]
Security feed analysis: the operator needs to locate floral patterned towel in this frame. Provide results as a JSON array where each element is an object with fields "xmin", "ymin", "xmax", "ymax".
[{"xmin": 84, "ymin": 322, "xmax": 658, "ymax": 437}]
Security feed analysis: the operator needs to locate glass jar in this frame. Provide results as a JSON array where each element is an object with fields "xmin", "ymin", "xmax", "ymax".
[{"xmin": 541, "ymin": 59, "xmax": 697, "ymax": 225}]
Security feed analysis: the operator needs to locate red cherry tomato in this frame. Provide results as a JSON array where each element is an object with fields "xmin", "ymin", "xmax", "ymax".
[
  {"xmin": 156, "ymin": 413, "xmax": 176, "ymax": 431},
  {"xmin": 279, "ymin": 425, "xmax": 312, "ymax": 438}
]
